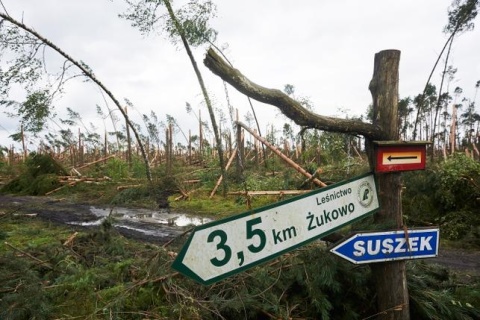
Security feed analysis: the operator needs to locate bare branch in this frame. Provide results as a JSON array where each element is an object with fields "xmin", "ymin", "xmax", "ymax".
[{"xmin": 204, "ymin": 48, "xmax": 387, "ymax": 140}]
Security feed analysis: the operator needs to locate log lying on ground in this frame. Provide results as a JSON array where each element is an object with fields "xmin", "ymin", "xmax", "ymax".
[
  {"xmin": 228, "ymin": 190, "xmax": 312, "ymax": 196},
  {"xmin": 78, "ymin": 155, "xmax": 115, "ymax": 169},
  {"xmin": 58, "ymin": 176, "xmax": 111, "ymax": 183},
  {"xmin": 117, "ymin": 184, "xmax": 142, "ymax": 191},
  {"xmin": 45, "ymin": 176, "xmax": 112, "ymax": 195}
]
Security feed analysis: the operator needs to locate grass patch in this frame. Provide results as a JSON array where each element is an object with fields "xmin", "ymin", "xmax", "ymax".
[{"xmin": 1, "ymin": 208, "xmax": 479, "ymax": 319}]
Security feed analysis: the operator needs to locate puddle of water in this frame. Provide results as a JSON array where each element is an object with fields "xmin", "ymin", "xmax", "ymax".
[
  {"xmin": 70, "ymin": 206, "xmax": 213, "ymax": 228},
  {"xmin": 69, "ymin": 218, "xmax": 106, "ymax": 226}
]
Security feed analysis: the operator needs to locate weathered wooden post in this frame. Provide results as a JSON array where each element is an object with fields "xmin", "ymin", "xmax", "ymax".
[
  {"xmin": 368, "ymin": 49, "xmax": 409, "ymax": 320},
  {"xmin": 202, "ymin": 47, "xmax": 419, "ymax": 318}
]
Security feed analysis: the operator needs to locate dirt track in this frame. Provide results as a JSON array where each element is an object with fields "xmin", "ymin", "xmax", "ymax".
[
  {"xmin": 0, "ymin": 194, "xmax": 190, "ymax": 244},
  {"xmin": 1, "ymin": 194, "xmax": 479, "ymax": 277}
]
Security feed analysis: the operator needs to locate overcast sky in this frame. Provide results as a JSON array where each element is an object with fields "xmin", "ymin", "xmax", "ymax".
[{"xmin": 1, "ymin": 0, "xmax": 479, "ymax": 150}]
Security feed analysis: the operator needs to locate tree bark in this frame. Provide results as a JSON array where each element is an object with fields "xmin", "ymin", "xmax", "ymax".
[
  {"xmin": 204, "ymin": 48, "xmax": 387, "ymax": 140},
  {"xmin": 368, "ymin": 50, "xmax": 410, "ymax": 320}
]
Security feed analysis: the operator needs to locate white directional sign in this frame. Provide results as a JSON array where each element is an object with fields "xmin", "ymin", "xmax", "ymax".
[
  {"xmin": 330, "ymin": 228, "xmax": 439, "ymax": 264},
  {"xmin": 172, "ymin": 173, "xmax": 379, "ymax": 285}
]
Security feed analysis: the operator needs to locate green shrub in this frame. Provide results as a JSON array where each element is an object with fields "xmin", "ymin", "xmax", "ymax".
[
  {"xmin": 0, "ymin": 153, "xmax": 66, "ymax": 195},
  {"xmin": 104, "ymin": 157, "xmax": 129, "ymax": 180},
  {"xmin": 0, "ymin": 253, "xmax": 53, "ymax": 320},
  {"xmin": 403, "ymin": 154, "xmax": 480, "ymax": 243},
  {"xmin": 409, "ymin": 261, "xmax": 480, "ymax": 320},
  {"xmin": 436, "ymin": 154, "xmax": 480, "ymax": 211},
  {"xmin": 111, "ymin": 186, "xmax": 151, "ymax": 206}
]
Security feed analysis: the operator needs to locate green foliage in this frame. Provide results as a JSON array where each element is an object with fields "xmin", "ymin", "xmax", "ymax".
[
  {"xmin": 104, "ymin": 157, "xmax": 129, "ymax": 180},
  {"xmin": 130, "ymin": 156, "xmax": 148, "ymax": 178},
  {"xmin": 0, "ymin": 23, "xmax": 44, "ymax": 97},
  {"xmin": 0, "ymin": 211, "xmax": 176, "ymax": 319},
  {"xmin": 402, "ymin": 168, "xmax": 440, "ymax": 222},
  {"xmin": 121, "ymin": 0, "xmax": 217, "ymax": 47},
  {"xmin": 1, "ymin": 153, "xmax": 67, "ymax": 195},
  {"xmin": 169, "ymin": 244, "xmax": 376, "ymax": 319},
  {"xmin": 16, "ymin": 90, "xmax": 52, "ymax": 135},
  {"xmin": 0, "ymin": 253, "xmax": 52, "ymax": 320},
  {"xmin": 245, "ymin": 171, "xmax": 287, "ymax": 190},
  {"xmin": 445, "ymin": 0, "xmax": 479, "ymax": 34},
  {"xmin": 317, "ymin": 131, "xmax": 350, "ymax": 163},
  {"xmin": 111, "ymin": 185, "xmax": 151, "ymax": 206},
  {"xmin": 2, "ymin": 203, "xmax": 480, "ymax": 319},
  {"xmin": 436, "ymin": 153, "xmax": 480, "ymax": 211},
  {"xmin": 173, "ymin": 0, "xmax": 218, "ymax": 46},
  {"xmin": 25, "ymin": 152, "xmax": 68, "ymax": 177},
  {"xmin": 28, "ymin": 173, "xmax": 61, "ymax": 196},
  {"xmin": 403, "ymin": 154, "xmax": 480, "ymax": 244},
  {"xmin": 409, "ymin": 261, "xmax": 480, "ymax": 320}
]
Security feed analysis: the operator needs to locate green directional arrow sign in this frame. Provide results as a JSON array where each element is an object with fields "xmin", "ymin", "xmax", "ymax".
[{"xmin": 172, "ymin": 172, "xmax": 379, "ymax": 285}]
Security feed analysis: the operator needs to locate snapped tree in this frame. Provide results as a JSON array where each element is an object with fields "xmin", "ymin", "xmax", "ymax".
[{"xmin": 413, "ymin": 0, "xmax": 479, "ymax": 141}]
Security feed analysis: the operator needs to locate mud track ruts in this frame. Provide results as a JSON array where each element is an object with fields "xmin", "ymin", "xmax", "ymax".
[
  {"xmin": 0, "ymin": 194, "xmax": 190, "ymax": 244},
  {"xmin": 1, "ymin": 194, "xmax": 479, "ymax": 276}
]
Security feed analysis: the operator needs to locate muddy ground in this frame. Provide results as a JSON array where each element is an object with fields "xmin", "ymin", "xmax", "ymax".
[
  {"xmin": 0, "ymin": 194, "xmax": 190, "ymax": 244},
  {"xmin": 1, "ymin": 194, "xmax": 479, "ymax": 278}
]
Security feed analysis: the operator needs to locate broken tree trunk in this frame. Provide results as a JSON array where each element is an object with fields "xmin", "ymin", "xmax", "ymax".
[
  {"xmin": 75, "ymin": 155, "xmax": 115, "ymax": 170},
  {"xmin": 237, "ymin": 121, "xmax": 327, "ymax": 188},
  {"xmin": 204, "ymin": 48, "xmax": 386, "ymax": 141},
  {"xmin": 368, "ymin": 50, "xmax": 410, "ymax": 320},
  {"xmin": 210, "ymin": 147, "xmax": 238, "ymax": 198}
]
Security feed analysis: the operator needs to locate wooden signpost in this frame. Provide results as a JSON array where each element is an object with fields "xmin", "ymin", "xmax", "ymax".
[{"xmin": 200, "ymin": 48, "xmax": 434, "ymax": 319}]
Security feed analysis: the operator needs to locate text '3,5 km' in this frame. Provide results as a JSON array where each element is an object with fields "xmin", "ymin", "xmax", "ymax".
[{"xmin": 172, "ymin": 173, "xmax": 379, "ymax": 285}]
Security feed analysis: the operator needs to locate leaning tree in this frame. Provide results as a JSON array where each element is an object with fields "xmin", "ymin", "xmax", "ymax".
[{"xmin": 0, "ymin": 11, "xmax": 153, "ymax": 182}]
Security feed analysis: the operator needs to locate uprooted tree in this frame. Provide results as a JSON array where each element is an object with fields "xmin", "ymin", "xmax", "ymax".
[{"xmin": 204, "ymin": 47, "xmax": 409, "ymax": 320}]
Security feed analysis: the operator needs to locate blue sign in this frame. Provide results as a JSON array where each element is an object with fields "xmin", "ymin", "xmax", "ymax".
[{"xmin": 330, "ymin": 228, "xmax": 439, "ymax": 264}]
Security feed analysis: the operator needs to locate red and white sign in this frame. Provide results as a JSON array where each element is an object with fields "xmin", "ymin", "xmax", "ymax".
[{"xmin": 375, "ymin": 144, "xmax": 426, "ymax": 173}]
